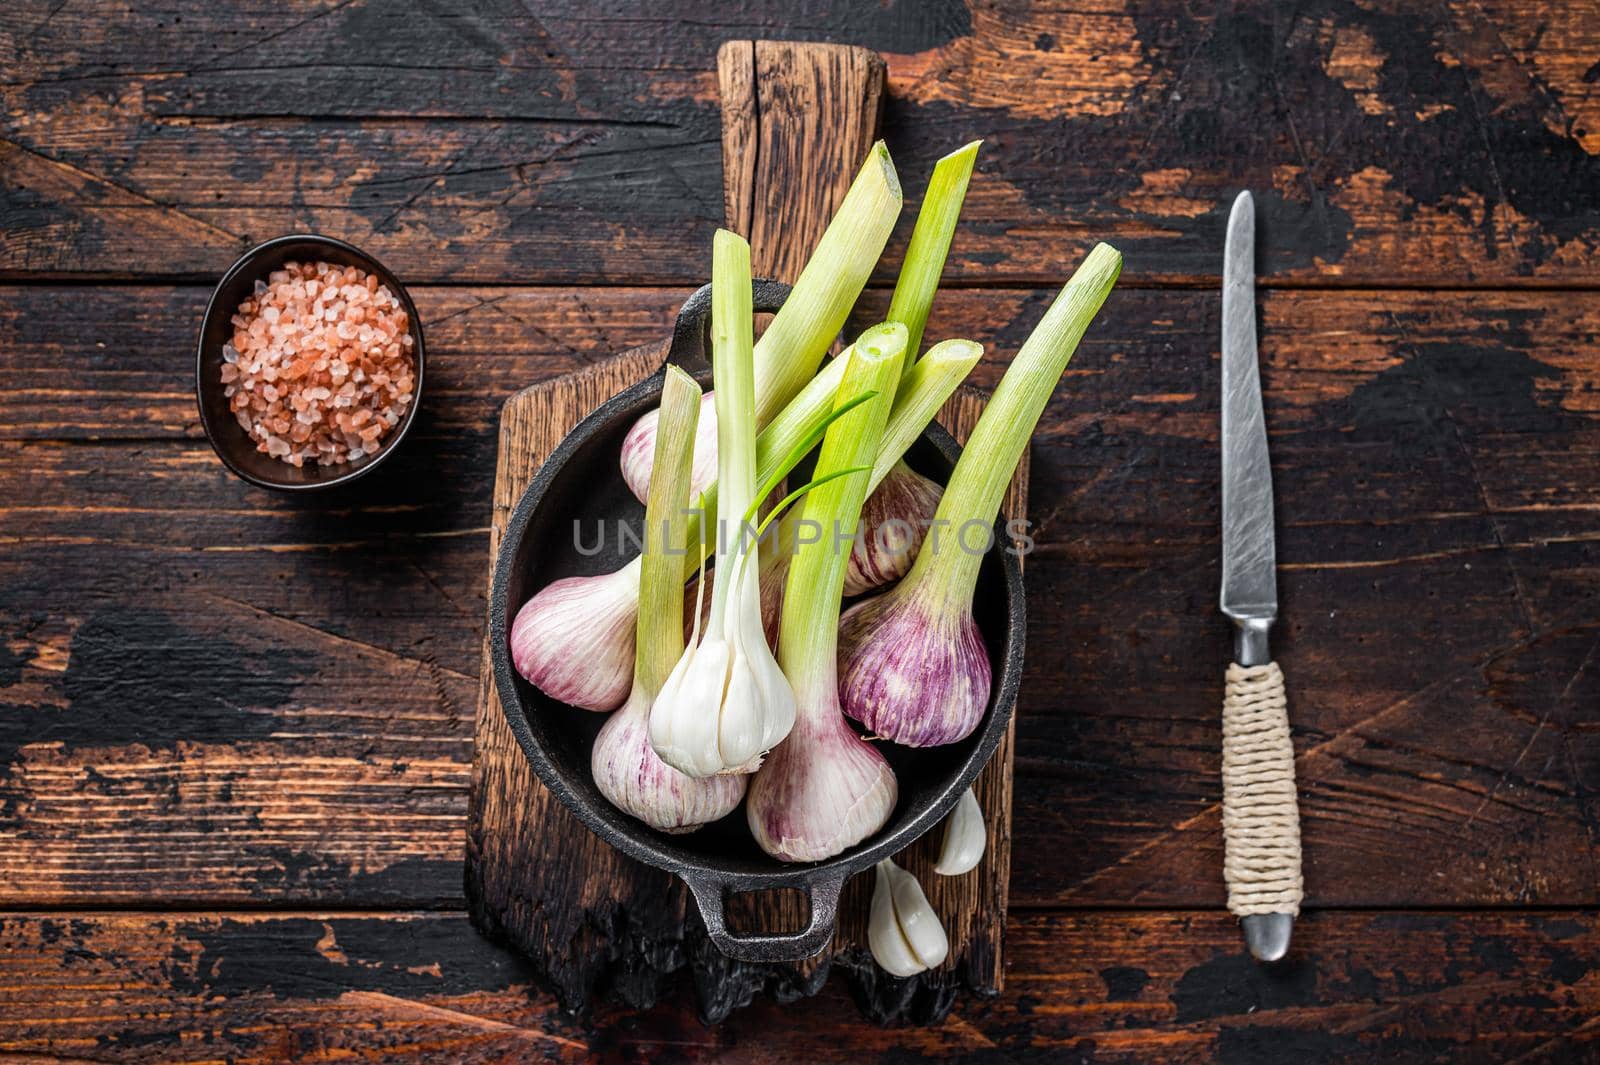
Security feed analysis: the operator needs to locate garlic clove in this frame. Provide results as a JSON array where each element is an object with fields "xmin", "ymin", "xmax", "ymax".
[
  {"xmin": 746, "ymin": 629, "xmax": 798, "ymax": 749},
  {"xmin": 510, "ymin": 563, "xmax": 640, "ymax": 712},
  {"xmin": 886, "ymin": 859, "xmax": 949, "ymax": 969},
  {"xmin": 868, "ymin": 861, "xmax": 924, "ymax": 977},
  {"xmin": 843, "ymin": 462, "xmax": 943, "ymax": 596},
  {"xmin": 838, "ymin": 585, "xmax": 992, "ymax": 747},
  {"xmin": 620, "ymin": 391, "xmax": 719, "ymax": 504},
  {"xmin": 649, "ymin": 636, "xmax": 731, "ymax": 779},
  {"xmin": 716, "ymin": 622, "xmax": 797, "ymax": 774},
  {"xmin": 747, "ymin": 713, "xmax": 897, "ymax": 863},
  {"xmin": 593, "ymin": 688, "xmax": 746, "ymax": 833},
  {"xmin": 933, "ymin": 786, "xmax": 986, "ymax": 876},
  {"xmin": 651, "ymin": 626, "xmax": 797, "ymax": 779},
  {"xmin": 869, "ymin": 858, "xmax": 949, "ymax": 976},
  {"xmin": 716, "ymin": 656, "xmax": 768, "ymax": 774}
]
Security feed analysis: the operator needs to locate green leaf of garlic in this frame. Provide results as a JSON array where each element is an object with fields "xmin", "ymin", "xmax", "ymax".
[
  {"xmin": 869, "ymin": 858, "xmax": 950, "ymax": 977},
  {"xmin": 933, "ymin": 786, "xmax": 986, "ymax": 876}
]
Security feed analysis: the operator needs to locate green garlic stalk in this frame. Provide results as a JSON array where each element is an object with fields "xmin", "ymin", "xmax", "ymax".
[
  {"xmin": 849, "ymin": 140, "xmax": 982, "ymax": 595},
  {"xmin": 746, "ymin": 324, "xmax": 907, "ymax": 863},
  {"xmin": 591, "ymin": 365, "xmax": 746, "ymax": 831},
  {"xmin": 838, "ymin": 243, "xmax": 1123, "ymax": 748},
  {"xmin": 650, "ymin": 231, "xmax": 797, "ymax": 779},
  {"xmin": 619, "ymin": 142, "xmax": 903, "ymax": 502}
]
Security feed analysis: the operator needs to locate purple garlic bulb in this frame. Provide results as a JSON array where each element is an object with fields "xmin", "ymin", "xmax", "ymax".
[
  {"xmin": 620, "ymin": 392, "xmax": 719, "ymax": 504},
  {"xmin": 843, "ymin": 461, "xmax": 943, "ymax": 596},
  {"xmin": 510, "ymin": 562, "xmax": 640, "ymax": 712},
  {"xmin": 837, "ymin": 583, "xmax": 991, "ymax": 747}
]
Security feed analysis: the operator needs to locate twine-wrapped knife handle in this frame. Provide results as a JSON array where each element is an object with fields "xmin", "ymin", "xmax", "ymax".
[{"xmin": 1221, "ymin": 662, "xmax": 1303, "ymax": 917}]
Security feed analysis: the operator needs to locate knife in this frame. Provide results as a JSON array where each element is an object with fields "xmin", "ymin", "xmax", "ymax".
[{"xmin": 1219, "ymin": 190, "xmax": 1303, "ymax": 962}]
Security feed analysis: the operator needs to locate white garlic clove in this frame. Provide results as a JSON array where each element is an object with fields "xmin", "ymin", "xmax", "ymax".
[
  {"xmin": 593, "ymin": 688, "xmax": 746, "ymax": 833},
  {"xmin": 889, "ymin": 861, "xmax": 950, "ymax": 969},
  {"xmin": 868, "ymin": 860, "xmax": 925, "ymax": 977},
  {"xmin": 868, "ymin": 858, "xmax": 949, "ymax": 977},
  {"xmin": 649, "ymin": 636, "xmax": 731, "ymax": 779},
  {"xmin": 620, "ymin": 391, "xmax": 719, "ymax": 504},
  {"xmin": 510, "ymin": 562, "xmax": 640, "ymax": 712},
  {"xmin": 715, "ymin": 616, "xmax": 797, "ymax": 774},
  {"xmin": 652, "ymin": 608, "xmax": 797, "ymax": 779},
  {"xmin": 933, "ymin": 786, "xmax": 986, "ymax": 876},
  {"xmin": 715, "ymin": 648, "xmax": 767, "ymax": 774}
]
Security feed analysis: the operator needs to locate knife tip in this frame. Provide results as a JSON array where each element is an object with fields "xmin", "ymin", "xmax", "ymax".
[{"xmin": 1230, "ymin": 188, "xmax": 1254, "ymax": 218}]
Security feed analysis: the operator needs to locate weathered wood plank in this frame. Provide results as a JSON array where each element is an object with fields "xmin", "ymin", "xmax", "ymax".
[
  {"xmin": 0, "ymin": 587, "xmax": 475, "ymax": 906},
  {"xmin": 4, "ymin": 1, "xmax": 1599, "ymax": 284},
  {"xmin": 1, "ymin": 283, "xmax": 1596, "ymax": 909},
  {"xmin": 717, "ymin": 40, "xmax": 886, "ymax": 282},
  {"xmin": 0, "ymin": 909, "xmax": 1595, "ymax": 1062}
]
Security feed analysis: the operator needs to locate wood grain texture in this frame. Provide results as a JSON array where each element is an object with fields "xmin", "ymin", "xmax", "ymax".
[
  {"xmin": 463, "ymin": 356, "xmax": 1027, "ymax": 1021},
  {"xmin": 1, "ymin": 284, "xmax": 1596, "ymax": 913},
  {"xmin": 0, "ymin": 909, "xmax": 1596, "ymax": 1062},
  {"xmin": 4, "ymin": 1, "xmax": 1600, "ymax": 285},
  {"xmin": 717, "ymin": 40, "xmax": 887, "ymax": 281},
  {"xmin": 4, "ymin": 0, "xmax": 1599, "ymax": 1052}
]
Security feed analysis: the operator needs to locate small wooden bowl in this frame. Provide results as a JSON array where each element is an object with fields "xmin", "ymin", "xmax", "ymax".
[{"xmin": 195, "ymin": 234, "xmax": 426, "ymax": 491}]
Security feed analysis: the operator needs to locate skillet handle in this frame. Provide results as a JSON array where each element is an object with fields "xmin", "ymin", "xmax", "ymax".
[
  {"xmin": 666, "ymin": 278, "xmax": 792, "ymax": 374},
  {"xmin": 682, "ymin": 869, "xmax": 846, "ymax": 962}
]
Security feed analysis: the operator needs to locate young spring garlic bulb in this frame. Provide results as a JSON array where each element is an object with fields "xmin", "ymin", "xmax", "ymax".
[
  {"xmin": 651, "ymin": 231, "xmax": 796, "ymax": 778},
  {"xmin": 747, "ymin": 324, "xmax": 906, "ymax": 862},
  {"xmin": 620, "ymin": 142, "xmax": 903, "ymax": 501},
  {"xmin": 510, "ymin": 557, "xmax": 641, "ymax": 712},
  {"xmin": 620, "ymin": 391, "xmax": 719, "ymax": 503},
  {"xmin": 933, "ymin": 787, "xmax": 986, "ymax": 875},
  {"xmin": 869, "ymin": 858, "xmax": 950, "ymax": 977},
  {"xmin": 592, "ymin": 365, "xmax": 746, "ymax": 832},
  {"xmin": 840, "ymin": 244, "xmax": 1123, "ymax": 747}
]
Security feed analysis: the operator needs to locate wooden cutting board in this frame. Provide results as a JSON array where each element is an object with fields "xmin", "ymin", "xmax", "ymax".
[{"xmin": 465, "ymin": 40, "xmax": 1027, "ymax": 1024}]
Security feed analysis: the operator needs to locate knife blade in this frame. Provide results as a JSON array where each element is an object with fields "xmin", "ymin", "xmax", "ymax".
[
  {"xmin": 1221, "ymin": 191, "xmax": 1276, "ymax": 656},
  {"xmin": 1218, "ymin": 190, "xmax": 1302, "ymax": 963}
]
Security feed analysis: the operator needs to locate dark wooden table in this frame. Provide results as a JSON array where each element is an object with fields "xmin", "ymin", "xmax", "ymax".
[{"xmin": 3, "ymin": 2, "xmax": 1598, "ymax": 1061}]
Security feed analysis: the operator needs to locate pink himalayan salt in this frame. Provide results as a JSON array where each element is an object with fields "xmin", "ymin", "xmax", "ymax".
[{"xmin": 223, "ymin": 260, "xmax": 415, "ymax": 468}]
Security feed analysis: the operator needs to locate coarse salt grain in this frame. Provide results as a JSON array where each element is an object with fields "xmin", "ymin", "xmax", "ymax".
[{"xmin": 222, "ymin": 260, "xmax": 414, "ymax": 467}]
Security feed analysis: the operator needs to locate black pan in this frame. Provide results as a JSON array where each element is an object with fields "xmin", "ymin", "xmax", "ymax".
[{"xmin": 489, "ymin": 282, "xmax": 1025, "ymax": 962}]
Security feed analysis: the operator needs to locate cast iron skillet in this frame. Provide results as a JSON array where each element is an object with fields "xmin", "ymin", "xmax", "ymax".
[{"xmin": 490, "ymin": 281, "xmax": 1025, "ymax": 963}]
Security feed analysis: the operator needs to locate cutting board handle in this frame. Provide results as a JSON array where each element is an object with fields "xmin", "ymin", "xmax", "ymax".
[{"xmin": 717, "ymin": 41, "xmax": 888, "ymax": 282}]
